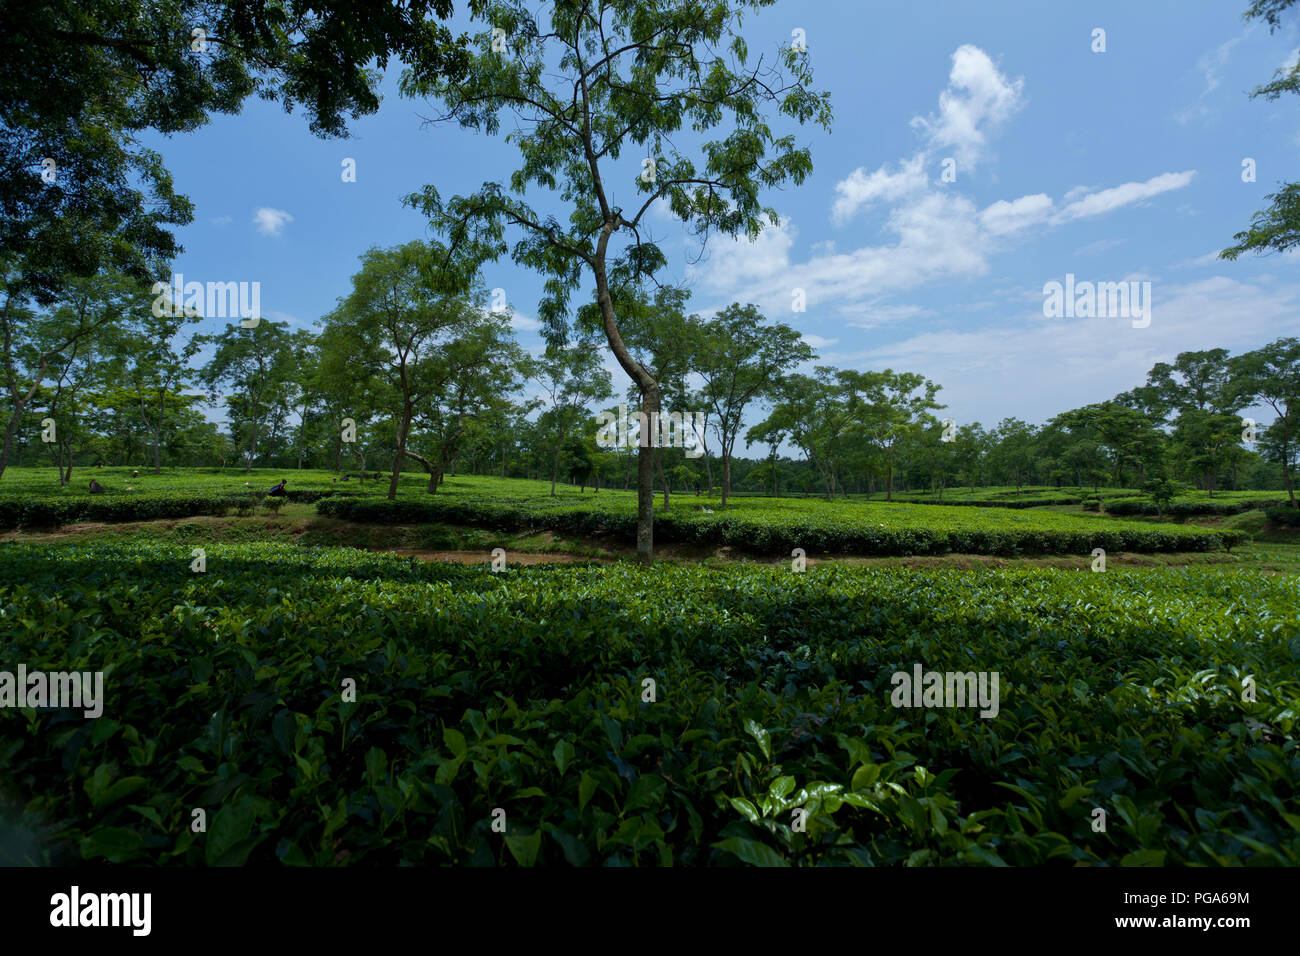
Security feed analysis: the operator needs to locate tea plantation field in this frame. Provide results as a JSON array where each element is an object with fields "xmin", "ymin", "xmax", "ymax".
[
  {"xmin": 0, "ymin": 468, "xmax": 1245, "ymax": 556},
  {"xmin": 0, "ymin": 541, "xmax": 1297, "ymax": 866},
  {"xmin": 894, "ymin": 485, "xmax": 1292, "ymax": 516}
]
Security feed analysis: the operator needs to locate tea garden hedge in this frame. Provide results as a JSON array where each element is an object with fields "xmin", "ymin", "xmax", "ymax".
[
  {"xmin": 314, "ymin": 490, "xmax": 1243, "ymax": 555},
  {"xmin": 0, "ymin": 469, "xmax": 1247, "ymax": 555},
  {"xmin": 1, "ymin": 541, "xmax": 1296, "ymax": 866}
]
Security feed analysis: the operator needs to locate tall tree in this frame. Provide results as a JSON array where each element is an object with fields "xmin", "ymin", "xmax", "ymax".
[
  {"xmin": 847, "ymin": 369, "xmax": 944, "ymax": 501},
  {"xmin": 535, "ymin": 338, "xmax": 611, "ymax": 496},
  {"xmin": 754, "ymin": 368, "xmax": 856, "ymax": 500},
  {"xmin": 1, "ymin": 270, "xmax": 134, "ymax": 479},
  {"xmin": 106, "ymin": 301, "xmax": 204, "ymax": 474},
  {"xmin": 1, "ymin": 0, "xmax": 475, "ymax": 302},
  {"xmin": 694, "ymin": 303, "xmax": 812, "ymax": 506},
  {"xmin": 401, "ymin": 0, "xmax": 832, "ymax": 562},
  {"xmin": 584, "ymin": 285, "xmax": 702, "ymax": 510},
  {"xmin": 408, "ymin": 316, "xmax": 526, "ymax": 492},
  {"xmin": 991, "ymin": 418, "xmax": 1038, "ymax": 492},
  {"xmin": 199, "ymin": 318, "xmax": 295, "ymax": 472},
  {"xmin": 322, "ymin": 241, "xmax": 496, "ymax": 500},
  {"xmin": 1233, "ymin": 337, "xmax": 1300, "ymax": 506},
  {"xmin": 315, "ymin": 321, "xmax": 383, "ymax": 481}
]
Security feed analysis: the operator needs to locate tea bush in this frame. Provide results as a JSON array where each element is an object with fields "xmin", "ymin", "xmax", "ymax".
[
  {"xmin": 1, "ymin": 542, "xmax": 1294, "ymax": 866},
  {"xmin": 317, "ymin": 492, "xmax": 1242, "ymax": 555},
  {"xmin": 1105, "ymin": 495, "xmax": 1288, "ymax": 518},
  {"xmin": 1266, "ymin": 504, "xmax": 1300, "ymax": 528}
]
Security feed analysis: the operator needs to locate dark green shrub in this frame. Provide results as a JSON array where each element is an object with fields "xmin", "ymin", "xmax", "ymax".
[
  {"xmin": 0, "ymin": 542, "xmax": 1294, "ymax": 867},
  {"xmin": 1265, "ymin": 503, "xmax": 1300, "ymax": 527}
]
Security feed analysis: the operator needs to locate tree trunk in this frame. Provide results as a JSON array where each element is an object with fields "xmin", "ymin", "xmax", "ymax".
[
  {"xmin": 1, "ymin": 376, "xmax": 44, "ymax": 482},
  {"xmin": 655, "ymin": 448, "xmax": 670, "ymax": 511},
  {"xmin": 593, "ymin": 247, "xmax": 658, "ymax": 563},
  {"xmin": 244, "ymin": 418, "xmax": 258, "ymax": 472},
  {"xmin": 388, "ymin": 404, "xmax": 411, "ymax": 501},
  {"xmin": 399, "ymin": 447, "xmax": 441, "ymax": 494},
  {"xmin": 721, "ymin": 442, "xmax": 732, "ymax": 508}
]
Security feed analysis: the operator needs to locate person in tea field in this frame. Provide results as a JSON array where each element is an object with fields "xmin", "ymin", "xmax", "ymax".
[
  {"xmin": 88, "ymin": 478, "xmax": 105, "ymax": 494},
  {"xmin": 268, "ymin": 479, "xmax": 287, "ymax": 496}
]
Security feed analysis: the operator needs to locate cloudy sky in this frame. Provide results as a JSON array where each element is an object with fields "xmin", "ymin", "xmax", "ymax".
[{"xmin": 148, "ymin": 0, "xmax": 1300, "ymax": 441}]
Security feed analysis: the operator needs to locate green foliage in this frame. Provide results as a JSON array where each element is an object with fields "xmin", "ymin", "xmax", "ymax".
[
  {"xmin": 314, "ymin": 476, "xmax": 1242, "ymax": 555},
  {"xmin": 1105, "ymin": 494, "xmax": 1289, "ymax": 518},
  {"xmin": 1, "ymin": 542, "xmax": 1295, "ymax": 866},
  {"xmin": 0, "ymin": 467, "xmax": 370, "ymax": 528},
  {"xmin": 0, "ymin": 491, "xmax": 240, "ymax": 528},
  {"xmin": 0, "ymin": 469, "xmax": 1249, "ymax": 553},
  {"xmin": 1, "ymin": 0, "xmax": 470, "ymax": 301},
  {"xmin": 893, "ymin": 486, "xmax": 1114, "ymax": 508},
  {"xmin": 1266, "ymin": 504, "xmax": 1300, "ymax": 527}
]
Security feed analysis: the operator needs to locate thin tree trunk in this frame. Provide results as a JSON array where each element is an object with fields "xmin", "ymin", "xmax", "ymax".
[
  {"xmin": 655, "ymin": 448, "xmax": 670, "ymax": 511},
  {"xmin": 399, "ymin": 447, "xmax": 440, "ymax": 493},
  {"xmin": 721, "ymin": 441, "xmax": 732, "ymax": 508},
  {"xmin": 387, "ymin": 403, "xmax": 411, "ymax": 501}
]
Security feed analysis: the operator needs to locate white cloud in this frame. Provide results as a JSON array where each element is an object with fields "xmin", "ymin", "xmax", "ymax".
[
  {"xmin": 832, "ymin": 156, "xmax": 928, "ymax": 223},
  {"xmin": 834, "ymin": 276, "xmax": 1300, "ymax": 428},
  {"xmin": 694, "ymin": 166, "xmax": 1195, "ymax": 323},
  {"xmin": 1074, "ymin": 238, "xmax": 1127, "ymax": 257},
  {"xmin": 979, "ymin": 193, "xmax": 1053, "ymax": 236},
  {"xmin": 845, "ymin": 304, "xmax": 929, "ymax": 329},
  {"xmin": 1057, "ymin": 171, "xmax": 1196, "ymax": 222},
  {"xmin": 689, "ymin": 217, "xmax": 797, "ymax": 292},
  {"xmin": 253, "ymin": 208, "xmax": 294, "ymax": 236},
  {"xmin": 1182, "ymin": 249, "xmax": 1225, "ymax": 267},
  {"xmin": 1176, "ymin": 37, "xmax": 1242, "ymax": 125},
  {"xmin": 832, "ymin": 45, "xmax": 1023, "ymax": 227},
  {"xmin": 692, "ymin": 193, "xmax": 987, "ymax": 317},
  {"xmin": 508, "ymin": 309, "xmax": 542, "ymax": 332},
  {"xmin": 911, "ymin": 45, "xmax": 1025, "ymax": 170},
  {"xmin": 802, "ymin": 334, "xmax": 838, "ymax": 349},
  {"xmin": 265, "ymin": 310, "xmax": 310, "ymax": 329},
  {"xmin": 691, "ymin": 45, "xmax": 1199, "ymax": 362}
]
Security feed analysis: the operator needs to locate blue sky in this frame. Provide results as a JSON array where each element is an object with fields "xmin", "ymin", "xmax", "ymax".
[{"xmin": 148, "ymin": 0, "xmax": 1300, "ymax": 440}]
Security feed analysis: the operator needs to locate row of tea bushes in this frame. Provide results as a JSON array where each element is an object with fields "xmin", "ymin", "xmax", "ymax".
[
  {"xmin": 0, "ymin": 489, "xmax": 369, "ymax": 528},
  {"xmin": 1100, "ymin": 496, "xmax": 1289, "ymax": 517},
  {"xmin": 0, "ymin": 541, "xmax": 1295, "ymax": 866},
  {"xmin": 316, "ymin": 493, "xmax": 1243, "ymax": 555}
]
